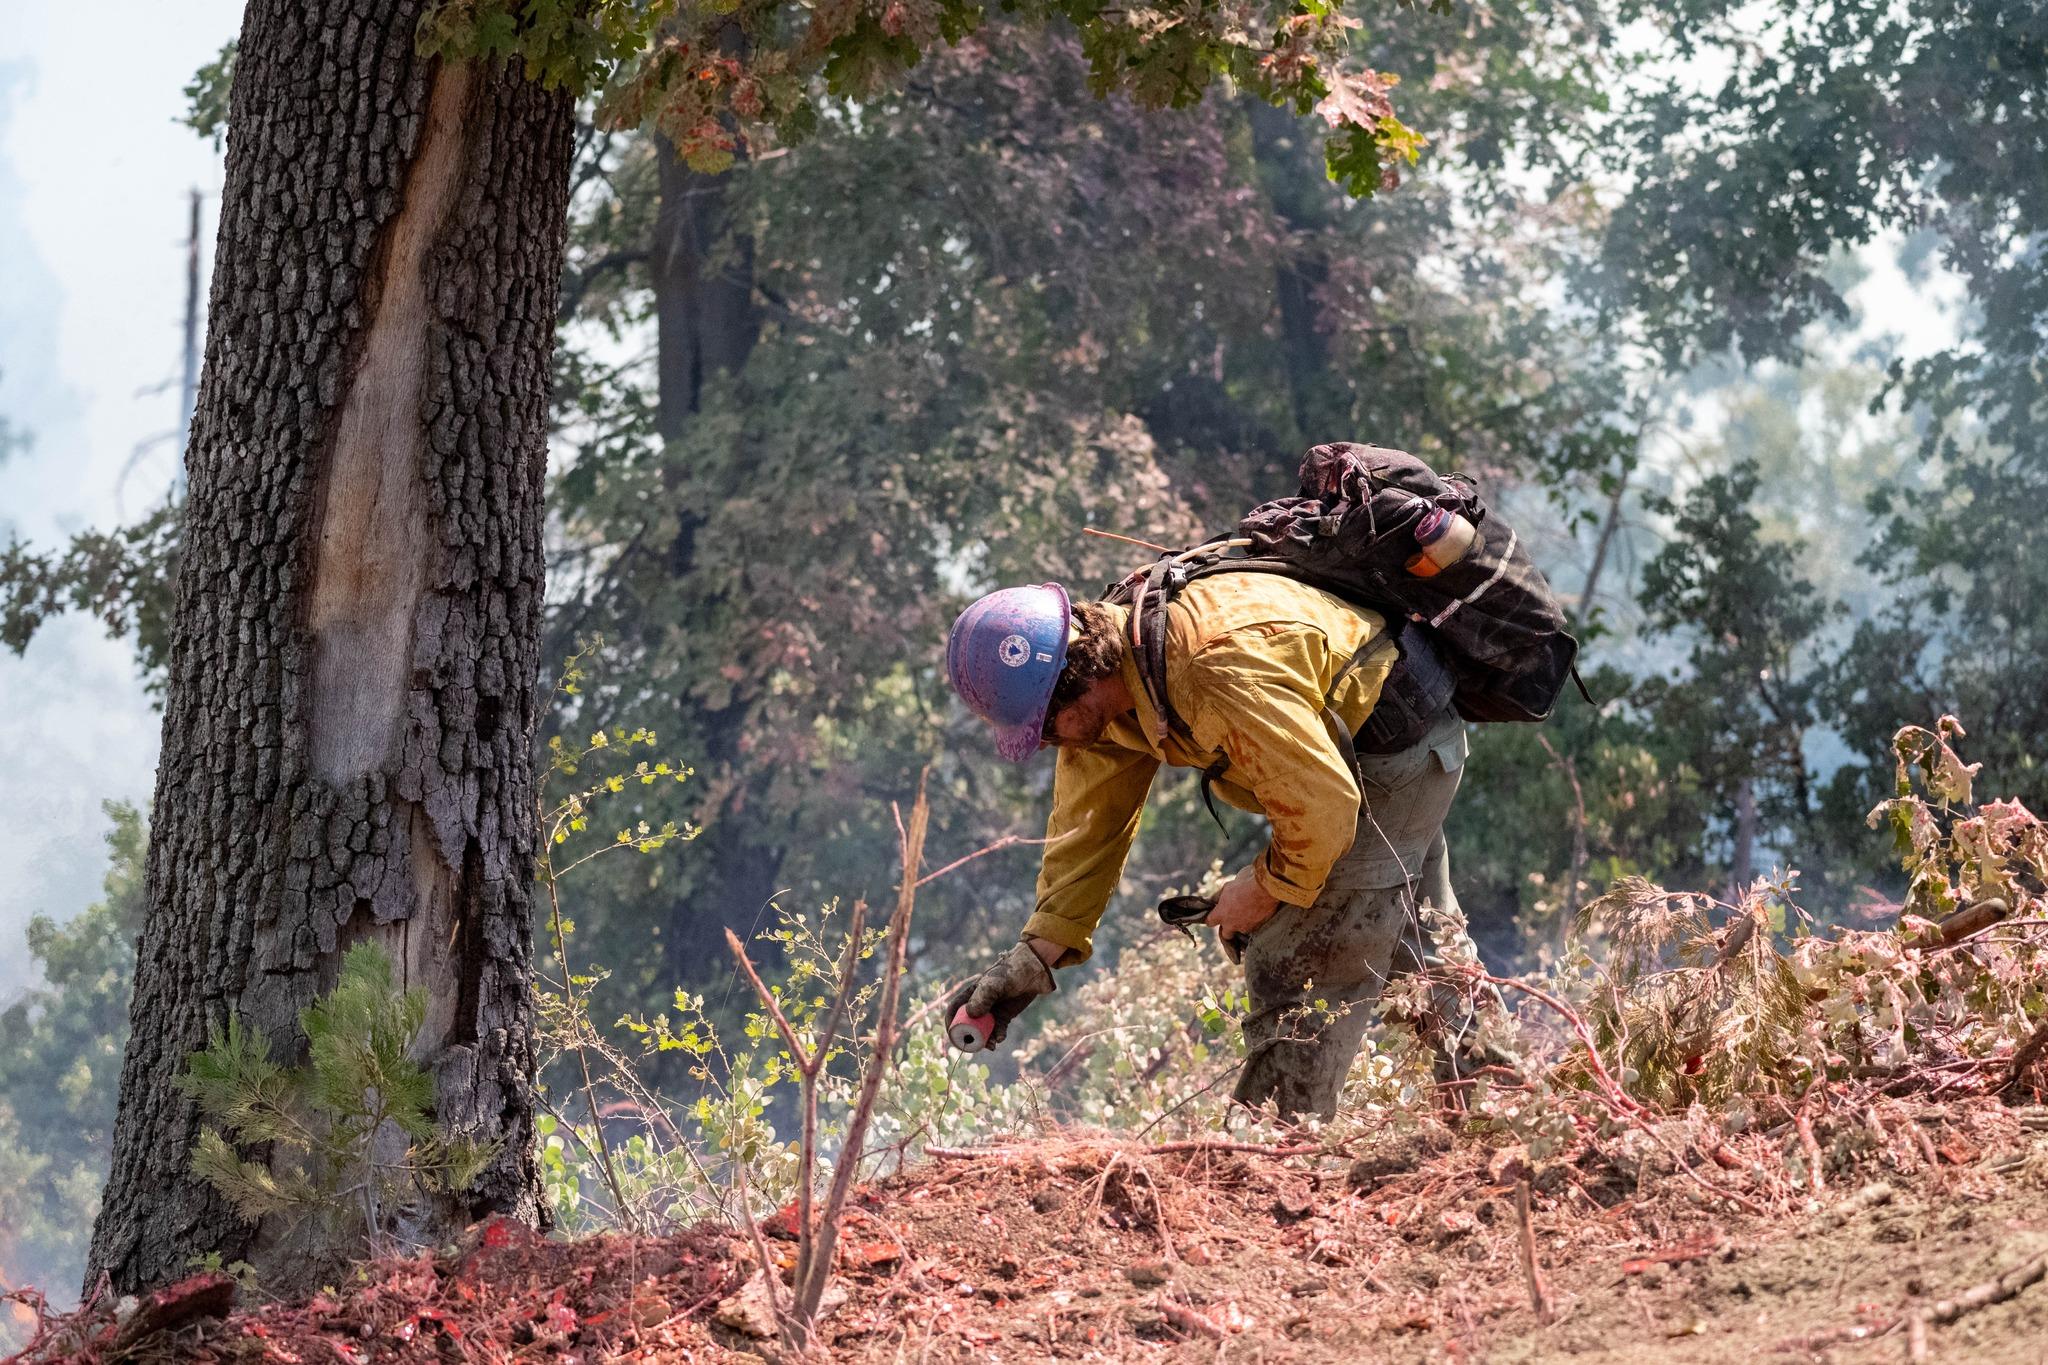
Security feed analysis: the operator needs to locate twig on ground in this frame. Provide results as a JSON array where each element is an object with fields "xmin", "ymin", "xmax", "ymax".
[
  {"xmin": 732, "ymin": 1161, "xmax": 790, "ymax": 1326},
  {"xmin": 1784, "ymin": 1248, "xmax": 2047, "ymax": 1359},
  {"xmin": 1911, "ymin": 1122, "xmax": 1942, "ymax": 1172},
  {"xmin": 1147, "ymin": 1139, "xmax": 1324, "ymax": 1157},
  {"xmin": 1132, "ymin": 1162, "xmax": 1177, "ymax": 1262},
  {"xmin": 1087, "ymin": 1150, "xmax": 1128, "ymax": 1224},
  {"xmin": 1157, "ymin": 1297, "xmax": 1227, "ymax": 1340},
  {"xmin": 922, "ymin": 1144, "xmax": 1026, "ymax": 1160},
  {"xmin": 1795, "ymin": 1103, "xmax": 1826, "ymax": 1194},
  {"xmin": 1772, "ymin": 1317, "xmax": 1897, "ymax": 1353},
  {"xmin": 923, "ymin": 1137, "xmax": 1322, "ymax": 1161},
  {"xmin": 1920, "ymin": 1250, "xmax": 2048, "ymax": 1328},
  {"xmin": 1516, "ymin": 1178, "xmax": 1554, "ymax": 1325},
  {"xmin": 1905, "ymin": 1309, "xmax": 1929, "ymax": 1361}
]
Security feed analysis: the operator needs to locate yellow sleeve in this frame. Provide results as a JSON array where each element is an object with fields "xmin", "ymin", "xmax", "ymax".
[
  {"xmin": 1021, "ymin": 742, "xmax": 1160, "ymax": 966},
  {"xmin": 1181, "ymin": 630, "xmax": 1360, "ymax": 908}
]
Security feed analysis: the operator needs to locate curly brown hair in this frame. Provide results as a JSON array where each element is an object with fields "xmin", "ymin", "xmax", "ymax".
[{"xmin": 1047, "ymin": 601, "xmax": 1124, "ymax": 717}]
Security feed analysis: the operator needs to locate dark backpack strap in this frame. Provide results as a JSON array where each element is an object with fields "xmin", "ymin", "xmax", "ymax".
[
  {"xmin": 1571, "ymin": 664, "xmax": 1597, "ymax": 707},
  {"xmin": 1132, "ymin": 570, "xmax": 1237, "ymax": 834},
  {"xmin": 1318, "ymin": 632, "xmax": 1396, "ymax": 784},
  {"xmin": 1131, "ymin": 556, "xmax": 1203, "ymax": 746},
  {"xmin": 1196, "ymin": 755, "xmax": 1233, "ymax": 836}
]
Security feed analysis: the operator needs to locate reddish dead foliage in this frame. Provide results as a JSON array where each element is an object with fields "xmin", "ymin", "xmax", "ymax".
[
  {"xmin": 10, "ymin": 1100, "xmax": 2048, "ymax": 1363},
  {"xmin": 6, "ymin": 1216, "xmax": 740, "ymax": 1364}
]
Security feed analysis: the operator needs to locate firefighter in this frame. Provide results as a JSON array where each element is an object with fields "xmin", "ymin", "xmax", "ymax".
[{"xmin": 941, "ymin": 572, "xmax": 1469, "ymax": 1120}]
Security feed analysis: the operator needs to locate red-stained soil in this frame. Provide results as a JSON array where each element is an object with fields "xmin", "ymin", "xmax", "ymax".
[{"xmin": 12, "ymin": 1102, "xmax": 2048, "ymax": 1363}]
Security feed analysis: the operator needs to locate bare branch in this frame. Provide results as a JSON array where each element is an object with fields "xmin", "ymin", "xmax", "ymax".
[
  {"xmin": 793, "ymin": 772, "xmax": 930, "ymax": 1329},
  {"xmin": 808, "ymin": 898, "xmax": 871, "ymax": 1074},
  {"xmin": 914, "ymin": 830, "xmax": 1068, "ymax": 887},
  {"xmin": 724, "ymin": 927, "xmax": 810, "ymax": 1066},
  {"xmin": 1516, "ymin": 1178, "xmax": 1554, "ymax": 1325}
]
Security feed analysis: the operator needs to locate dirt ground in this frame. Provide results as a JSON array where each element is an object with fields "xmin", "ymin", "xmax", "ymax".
[
  {"xmin": 753, "ymin": 1102, "xmax": 2048, "ymax": 1364},
  {"xmin": 14, "ymin": 1100, "xmax": 2048, "ymax": 1363}
]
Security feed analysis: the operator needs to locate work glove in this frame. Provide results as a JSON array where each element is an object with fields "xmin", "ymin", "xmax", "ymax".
[{"xmin": 942, "ymin": 942, "xmax": 1057, "ymax": 1051}]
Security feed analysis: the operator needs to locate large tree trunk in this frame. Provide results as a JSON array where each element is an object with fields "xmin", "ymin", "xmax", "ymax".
[
  {"xmin": 1247, "ymin": 100, "xmax": 1342, "ymax": 445},
  {"xmin": 88, "ymin": 0, "xmax": 573, "ymax": 1294},
  {"xmin": 651, "ymin": 134, "xmax": 759, "ymax": 439},
  {"xmin": 646, "ymin": 119, "xmax": 780, "ymax": 983}
]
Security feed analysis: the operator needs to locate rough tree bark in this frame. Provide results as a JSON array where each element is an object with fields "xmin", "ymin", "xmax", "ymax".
[{"xmin": 88, "ymin": 0, "xmax": 574, "ymax": 1294}]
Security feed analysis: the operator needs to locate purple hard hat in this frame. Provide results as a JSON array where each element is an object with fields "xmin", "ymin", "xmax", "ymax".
[{"xmin": 946, "ymin": 583, "xmax": 1072, "ymax": 761}]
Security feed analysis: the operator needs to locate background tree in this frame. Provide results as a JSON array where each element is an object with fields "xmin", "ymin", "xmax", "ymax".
[
  {"xmin": 0, "ymin": 805, "xmax": 143, "ymax": 1330},
  {"xmin": 1595, "ymin": 0, "xmax": 2048, "ymax": 821},
  {"xmin": 1635, "ymin": 464, "xmax": 1832, "ymax": 896},
  {"xmin": 540, "ymin": 9, "xmax": 1636, "ymax": 1021}
]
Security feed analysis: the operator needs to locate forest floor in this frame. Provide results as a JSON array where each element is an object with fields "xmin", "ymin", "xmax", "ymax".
[{"xmin": 14, "ymin": 1098, "xmax": 2048, "ymax": 1363}]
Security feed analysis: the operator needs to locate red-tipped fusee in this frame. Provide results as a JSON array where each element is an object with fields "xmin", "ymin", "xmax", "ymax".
[{"xmin": 949, "ymin": 1004, "xmax": 995, "ymax": 1052}]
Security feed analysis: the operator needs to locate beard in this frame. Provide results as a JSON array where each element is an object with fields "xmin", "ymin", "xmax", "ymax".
[{"xmin": 1046, "ymin": 693, "xmax": 1110, "ymax": 749}]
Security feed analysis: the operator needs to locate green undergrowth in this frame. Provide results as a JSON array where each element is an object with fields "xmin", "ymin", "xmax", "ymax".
[
  {"xmin": 173, "ymin": 673, "xmax": 2046, "ymax": 1278},
  {"xmin": 531, "ymin": 713, "xmax": 2048, "ymax": 1237}
]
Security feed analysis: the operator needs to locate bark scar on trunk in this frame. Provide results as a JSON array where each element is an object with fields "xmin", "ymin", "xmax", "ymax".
[{"xmin": 307, "ymin": 62, "xmax": 474, "ymax": 783}]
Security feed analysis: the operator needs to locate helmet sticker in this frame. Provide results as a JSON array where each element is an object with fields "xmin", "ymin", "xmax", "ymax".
[{"xmin": 997, "ymin": 633, "xmax": 1032, "ymax": 668}]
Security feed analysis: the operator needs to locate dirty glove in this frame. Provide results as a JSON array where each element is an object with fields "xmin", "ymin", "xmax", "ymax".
[{"xmin": 942, "ymin": 942, "xmax": 1056, "ymax": 1050}]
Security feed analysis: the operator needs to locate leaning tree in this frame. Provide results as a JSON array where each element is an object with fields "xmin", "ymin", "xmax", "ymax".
[{"xmin": 86, "ymin": 0, "xmax": 1418, "ymax": 1292}]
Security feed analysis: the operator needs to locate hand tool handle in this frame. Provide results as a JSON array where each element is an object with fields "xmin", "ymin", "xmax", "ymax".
[{"xmin": 949, "ymin": 1004, "xmax": 995, "ymax": 1052}]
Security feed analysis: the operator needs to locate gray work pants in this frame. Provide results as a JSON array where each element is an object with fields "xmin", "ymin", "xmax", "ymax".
[{"xmin": 1233, "ymin": 709, "xmax": 1468, "ymax": 1120}]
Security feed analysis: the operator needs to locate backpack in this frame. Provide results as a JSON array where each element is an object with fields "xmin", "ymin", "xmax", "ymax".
[{"xmin": 1101, "ymin": 442, "xmax": 1583, "ymax": 761}]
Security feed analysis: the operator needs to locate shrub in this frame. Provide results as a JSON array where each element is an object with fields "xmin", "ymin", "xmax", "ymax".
[{"xmin": 178, "ymin": 943, "xmax": 497, "ymax": 1258}]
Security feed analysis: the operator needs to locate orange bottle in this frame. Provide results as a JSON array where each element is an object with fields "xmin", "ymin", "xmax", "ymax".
[{"xmin": 1405, "ymin": 506, "xmax": 1478, "ymax": 577}]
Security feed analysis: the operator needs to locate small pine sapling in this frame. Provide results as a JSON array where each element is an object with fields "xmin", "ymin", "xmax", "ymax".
[{"xmin": 177, "ymin": 943, "xmax": 498, "ymax": 1258}]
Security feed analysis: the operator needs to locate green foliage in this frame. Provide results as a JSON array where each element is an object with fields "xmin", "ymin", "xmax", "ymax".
[
  {"xmin": 419, "ymin": 0, "xmax": 672, "ymax": 94},
  {"xmin": 1588, "ymin": 1, "xmax": 2048, "ymax": 866},
  {"xmin": 0, "ymin": 504, "xmax": 180, "ymax": 687},
  {"xmin": 180, "ymin": 41, "xmax": 236, "ymax": 146},
  {"xmin": 1599, "ymin": 1, "xmax": 2047, "ymax": 411},
  {"xmin": 0, "ymin": 804, "xmax": 144, "ymax": 1325},
  {"xmin": 1451, "ymin": 669, "xmax": 1716, "ymax": 950},
  {"xmin": 1007, "ymin": 860, "xmax": 1255, "ymax": 1131},
  {"xmin": 1634, "ymin": 462, "xmax": 1833, "ymax": 880},
  {"xmin": 177, "ymin": 944, "xmax": 497, "ymax": 1257},
  {"xmin": 536, "ymin": 888, "xmax": 1041, "ymax": 1231},
  {"xmin": 1825, "ymin": 439, "xmax": 2048, "ymax": 832},
  {"xmin": 420, "ymin": 0, "xmax": 1420, "ymax": 198}
]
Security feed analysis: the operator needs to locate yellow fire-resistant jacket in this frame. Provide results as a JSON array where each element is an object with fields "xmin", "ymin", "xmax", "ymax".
[{"xmin": 1019, "ymin": 572, "xmax": 1397, "ymax": 966}]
